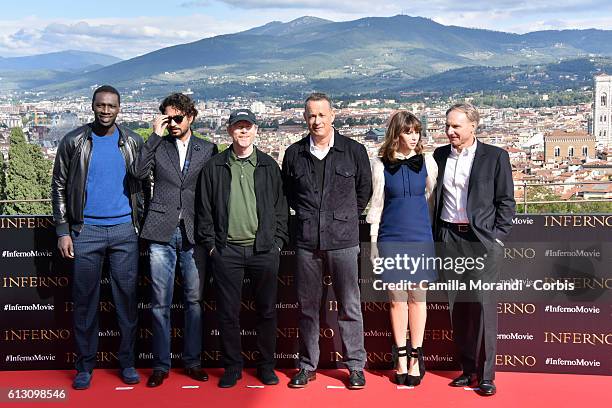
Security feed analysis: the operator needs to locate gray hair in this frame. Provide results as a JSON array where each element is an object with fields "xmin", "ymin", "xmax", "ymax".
[
  {"xmin": 304, "ymin": 92, "xmax": 332, "ymax": 111},
  {"xmin": 446, "ymin": 103, "xmax": 480, "ymax": 125}
]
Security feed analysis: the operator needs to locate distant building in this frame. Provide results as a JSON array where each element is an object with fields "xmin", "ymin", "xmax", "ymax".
[
  {"xmin": 364, "ymin": 128, "xmax": 386, "ymax": 142},
  {"xmin": 594, "ymin": 74, "xmax": 612, "ymax": 146},
  {"xmin": 543, "ymin": 130, "xmax": 596, "ymax": 162}
]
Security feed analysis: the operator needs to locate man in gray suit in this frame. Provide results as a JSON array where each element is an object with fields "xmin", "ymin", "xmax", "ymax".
[{"xmin": 132, "ymin": 93, "xmax": 217, "ymax": 387}]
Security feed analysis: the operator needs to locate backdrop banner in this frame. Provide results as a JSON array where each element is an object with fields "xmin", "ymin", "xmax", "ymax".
[{"xmin": 0, "ymin": 214, "xmax": 610, "ymax": 375}]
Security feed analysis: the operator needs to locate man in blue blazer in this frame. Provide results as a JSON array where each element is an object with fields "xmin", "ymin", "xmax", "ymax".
[
  {"xmin": 433, "ymin": 103, "xmax": 515, "ymax": 396},
  {"xmin": 132, "ymin": 93, "xmax": 217, "ymax": 387}
]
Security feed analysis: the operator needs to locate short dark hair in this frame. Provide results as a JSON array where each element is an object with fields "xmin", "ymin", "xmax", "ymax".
[
  {"xmin": 304, "ymin": 92, "xmax": 332, "ymax": 110},
  {"xmin": 92, "ymin": 85, "xmax": 120, "ymax": 105},
  {"xmin": 159, "ymin": 93, "xmax": 198, "ymax": 119}
]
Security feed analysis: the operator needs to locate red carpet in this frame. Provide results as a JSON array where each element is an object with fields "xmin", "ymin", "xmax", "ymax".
[{"xmin": 0, "ymin": 369, "xmax": 608, "ymax": 407}]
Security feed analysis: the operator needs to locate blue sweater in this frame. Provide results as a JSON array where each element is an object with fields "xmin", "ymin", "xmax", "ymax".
[{"xmin": 83, "ymin": 129, "xmax": 132, "ymax": 225}]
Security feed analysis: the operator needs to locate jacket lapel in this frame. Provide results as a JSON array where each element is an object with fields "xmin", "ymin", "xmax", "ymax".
[
  {"xmin": 163, "ymin": 138, "xmax": 182, "ymax": 180},
  {"xmin": 467, "ymin": 141, "xmax": 487, "ymax": 200}
]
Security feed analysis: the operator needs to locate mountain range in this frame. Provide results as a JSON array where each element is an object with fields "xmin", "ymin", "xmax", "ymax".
[{"xmin": 2, "ymin": 15, "xmax": 612, "ymax": 98}]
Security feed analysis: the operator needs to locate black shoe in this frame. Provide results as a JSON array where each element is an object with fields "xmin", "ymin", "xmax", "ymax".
[
  {"xmin": 415, "ymin": 347, "xmax": 426, "ymax": 379},
  {"xmin": 404, "ymin": 348, "xmax": 423, "ymax": 387},
  {"xmin": 184, "ymin": 366, "xmax": 209, "ymax": 382},
  {"xmin": 256, "ymin": 368, "xmax": 279, "ymax": 385},
  {"xmin": 218, "ymin": 370, "xmax": 242, "ymax": 388},
  {"xmin": 288, "ymin": 369, "xmax": 316, "ymax": 388},
  {"xmin": 347, "ymin": 370, "xmax": 366, "ymax": 390},
  {"xmin": 146, "ymin": 370, "xmax": 168, "ymax": 388},
  {"xmin": 478, "ymin": 380, "xmax": 497, "ymax": 396},
  {"xmin": 391, "ymin": 344, "xmax": 408, "ymax": 385},
  {"xmin": 450, "ymin": 373, "xmax": 477, "ymax": 387}
]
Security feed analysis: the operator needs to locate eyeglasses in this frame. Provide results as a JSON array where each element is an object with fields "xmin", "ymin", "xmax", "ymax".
[{"xmin": 167, "ymin": 115, "xmax": 185, "ymax": 124}]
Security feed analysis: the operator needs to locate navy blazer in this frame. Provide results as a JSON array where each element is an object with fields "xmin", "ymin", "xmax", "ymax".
[
  {"xmin": 131, "ymin": 132, "xmax": 217, "ymax": 244},
  {"xmin": 433, "ymin": 141, "xmax": 515, "ymax": 249}
]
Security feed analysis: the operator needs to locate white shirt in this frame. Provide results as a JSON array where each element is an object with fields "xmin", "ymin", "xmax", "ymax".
[
  {"xmin": 309, "ymin": 132, "xmax": 335, "ymax": 160},
  {"xmin": 440, "ymin": 139, "xmax": 478, "ymax": 223},
  {"xmin": 176, "ymin": 136, "xmax": 191, "ymax": 171}
]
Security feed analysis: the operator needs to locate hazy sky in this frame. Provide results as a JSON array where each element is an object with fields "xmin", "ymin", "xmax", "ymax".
[{"xmin": 1, "ymin": 0, "xmax": 611, "ymax": 59}]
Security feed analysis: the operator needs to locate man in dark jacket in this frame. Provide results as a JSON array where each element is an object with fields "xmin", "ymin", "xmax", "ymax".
[
  {"xmin": 51, "ymin": 85, "xmax": 144, "ymax": 390},
  {"xmin": 131, "ymin": 93, "xmax": 217, "ymax": 387},
  {"xmin": 196, "ymin": 108, "xmax": 288, "ymax": 388},
  {"xmin": 282, "ymin": 93, "xmax": 372, "ymax": 389},
  {"xmin": 433, "ymin": 103, "xmax": 515, "ymax": 396}
]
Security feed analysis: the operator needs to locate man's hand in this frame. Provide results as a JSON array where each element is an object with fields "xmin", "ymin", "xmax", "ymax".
[
  {"xmin": 58, "ymin": 235, "xmax": 74, "ymax": 259},
  {"xmin": 153, "ymin": 115, "xmax": 169, "ymax": 136}
]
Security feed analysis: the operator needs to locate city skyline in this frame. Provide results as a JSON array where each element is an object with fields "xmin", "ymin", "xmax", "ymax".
[{"xmin": 1, "ymin": 1, "xmax": 612, "ymax": 59}]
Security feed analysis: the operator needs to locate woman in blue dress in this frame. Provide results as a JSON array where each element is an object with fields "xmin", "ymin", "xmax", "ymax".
[{"xmin": 367, "ymin": 111, "xmax": 438, "ymax": 387}]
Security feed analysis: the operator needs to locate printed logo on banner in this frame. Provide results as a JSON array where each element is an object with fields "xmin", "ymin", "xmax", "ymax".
[
  {"xmin": 543, "ymin": 304, "xmax": 601, "ymax": 314},
  {"xmin": 0, "ymin": 217, "xmax": 54, "ymax": 229},
  {"xmin": 201, "ymin": 351, "xmax": 222, "ymax": 362},
  {"xmin": 277, "ymin": 274, "xmax": 294, "ymax": 287},
  {"xmin": 280, "ymin": 250, "xmax": 295, "ymax": 256},
  {"xmin": 4, "ymin": 354, "xmax": 56, "ymax": 363},
  {"xmin": 544, "ymin": 332, "xmax": 612, "ymax": 345},
  {"xmin": 139, "ymin": 328, "xmax": 183, "ymax": 339},
  {"xmin": 275, "ymin": 302, "xmax": 298, "ymax": 310},
  {"xmin": 274, "ymin": 352, "xmax": 299, "ymax": 360},
  {"xmin": 64, "ymin": 301, "xmax": 116, "ymax": 313},
  {"xmin": 497, "ymin": 332, "xmax": 535, "ymax": 341},
  {"xmin": 136, "ymin": 302, "xmax": 184, "ymax": 310},
  {"xmin": 366, "ymin": 351, "xmax": 393, "ymax": 363},
  {"xmin": 2, "ymin": 276, "xmax": 69, "ymax": 288},
  {"xmin": 363, "ymin": 329, "xmax": 392, "ymax": 337},
  {"xmin": 66, "ymin": 352, "xmax": 118, "ymax": 364},
  {"xmin": 495, "ymin": 354, "xmax": 537, "ymax": 367},
  {"xmin": 421, "ymin": 329, "xmax": 453, "ymax": 342},
  {"xmin": 138, "ymin": 352, "xmax": 181, "ymax": 361},
  {"xmin": 98, "ymin": 330, "xmax": 120, "ymax": 337},
  {"xmin": 2, "ymin": 303, "xmax": 54, "ymax": 312},
  {"xmin": 512, "ymin": 217, "xmax": 535, "ymax": 225},
  {"xmin": 497, "ymin": 303, "xmax": 536, "ymax": 314},
  {"xmin": 503, "ymin": 247, "xmax": 536, "ymax": 259},
  {"xmin": 1, "ymin": 250, "xmax": 53, "ymax": 258},
  {"xmin": 424, "ymin": 354, "xmax": 455, "ymax": 363},
  {"xmin": 3, "ymin": 329, "xmax": 71, "ymax": 341},
  {"xmin": 427, "ymin": 303, "xmax": 449, "ymax": 311},
  {"xmin": 543, "ymin": 215, "xmax": 612, "ymax": 227},
  {"xmin": 276, "ymin": 328, "xmax": 299, "ymax": 338},
  {"xmin": 544, "ymin": 357, "xmax": 602, "ymax": 367},
  {"xmin": 202, "ymin": 300, "xmax": 217, "ymax": 311}
]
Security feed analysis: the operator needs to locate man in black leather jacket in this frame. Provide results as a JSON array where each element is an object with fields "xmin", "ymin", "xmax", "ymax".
[{"xmin": 51, "ymin": 85, "xmax": 144, "ymax": 390}]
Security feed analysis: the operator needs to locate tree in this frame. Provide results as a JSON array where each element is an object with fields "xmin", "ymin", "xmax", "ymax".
[{"xmin": 0, "ymin": 128, "xmax": 52, "ymax": 215}]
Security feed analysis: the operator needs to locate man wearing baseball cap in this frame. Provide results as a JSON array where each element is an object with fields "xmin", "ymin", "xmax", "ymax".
[{"xmin": 196, "ymin": 108, "xmax": 288, "ymax": 388}]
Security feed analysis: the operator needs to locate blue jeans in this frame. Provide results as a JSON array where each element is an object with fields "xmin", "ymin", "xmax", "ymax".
[
  {"xmin": 71, "ymin": 222, "xmax": 139, "ymax": 373},
  {"xmin": 150, "ymin": 225, "xmax": 203, "ymax": 371}
]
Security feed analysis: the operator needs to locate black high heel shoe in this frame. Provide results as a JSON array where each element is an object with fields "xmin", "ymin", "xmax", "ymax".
[
  {"xmin": 391, "ymin": 344, "xmax": 408, "ymax": 385},
  {"xmin": 416, "ymin": 346, "xmax": 426, "ymax": 379},
  {"xmin": 405, "ymin": 348, "xmax": 425, "ymax": 386}
]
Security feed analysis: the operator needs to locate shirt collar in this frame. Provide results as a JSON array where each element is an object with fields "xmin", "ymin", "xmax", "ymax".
[
  {"xmin": 309, "ymin": 131, "xmax": 335, "ymax": 153},
  {"xmin": 175, "ymin": 134, "xmax": 191, "ymax": 147},
  {"xmin": 230, "ymin": 146, "xmax": 257, "ymax": 166},
  {"xmin": 450, "ymin": 138, "xmax": 478, "ymax": 157}
]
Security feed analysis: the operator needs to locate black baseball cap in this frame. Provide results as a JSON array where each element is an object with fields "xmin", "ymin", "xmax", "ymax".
[{"xmin": 228, "ymin": 108, "xmax": 257, "ymax": 126}]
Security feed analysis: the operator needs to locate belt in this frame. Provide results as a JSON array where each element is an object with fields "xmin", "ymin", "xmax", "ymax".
[{"xmin": 441, "ymin": 220, "xmax": 471, "ymax": 233}]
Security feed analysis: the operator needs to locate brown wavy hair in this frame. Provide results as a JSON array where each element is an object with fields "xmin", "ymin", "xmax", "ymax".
[{"xmin": 378, "ymin": 110, "xmax": 423, "ymax": 163}]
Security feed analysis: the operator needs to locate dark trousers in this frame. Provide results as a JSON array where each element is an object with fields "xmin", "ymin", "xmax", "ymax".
[
  {"xmin": 212, "ymin": 243, "xmax": 279, "ymax": 371},
  {"xmin": 71, "ymin": 222, "xmax": 139, "ymax": 373},
  {"xmin": 438, "ymin": 225, "xmax": 499, "ymax": 381},
  {"xmin": 296, "ymin": 246, "xmax": 366, "ymax": 371}
]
